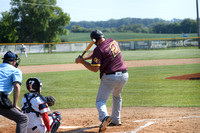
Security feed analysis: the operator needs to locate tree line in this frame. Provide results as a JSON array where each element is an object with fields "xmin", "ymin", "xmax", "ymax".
[
  {"xmin": 0, "ymin": 0, "xmax": 70, "ymax": 43},
  {"xmin": 69, "ymin": 18, "xmax": 197, "ymax": 34}
]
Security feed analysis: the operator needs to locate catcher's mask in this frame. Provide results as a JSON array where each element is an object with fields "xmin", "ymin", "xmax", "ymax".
[
  {"xmin": 2, "ymin": 51, "xmax": 21, "ymax": 68},
  {"xmin": 26, "ymin": 78, "xmax": 42, "ymax": 94},
  {"xmin": 90, "ymin": 30, "xmax": 104, "ymax": 43}
]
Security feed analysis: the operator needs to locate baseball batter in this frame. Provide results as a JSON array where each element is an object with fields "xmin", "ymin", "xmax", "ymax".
[{"xmin": 75, "ymin": 30, "xmax": 129, "ymax": 132}]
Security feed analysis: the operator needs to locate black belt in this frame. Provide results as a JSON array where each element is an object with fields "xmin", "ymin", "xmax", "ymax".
[
  {"xmin": 106, "ymin": 70, "xmax": 127, "ymax": 75},
  {"xmin": 32, "ymin": 126, "xmax": 37, "ymax": 131}
]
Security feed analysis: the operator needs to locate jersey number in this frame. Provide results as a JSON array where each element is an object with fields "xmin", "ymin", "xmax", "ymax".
[{"xmin": 109, "ymin": 41, "xmax": 120, "ymax": 58}]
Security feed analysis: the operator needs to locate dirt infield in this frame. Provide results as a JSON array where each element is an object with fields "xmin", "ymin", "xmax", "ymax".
[
  {"xmin": 18, "ymin": 58, "xmax": 200, "ymax": 74},
  {"xmin": 0, "ymin": 58, "xmax": 200, "ymax": 133},
  {"xmin": 165, "ymin": 73, "xmax": 200, "ymax": 80},
  {"xmin": 0, "ymin": 107, "xmax": 200, "ymax": 133}
]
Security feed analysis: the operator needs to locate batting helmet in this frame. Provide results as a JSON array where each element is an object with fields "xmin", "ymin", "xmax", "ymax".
[
  {"xmin": 26, "ymin": 78, "xmax": 42, "ymax": 94},
  {"xmin": 90, "ymin": 30, "xmax": 104, "ymax": 42}
]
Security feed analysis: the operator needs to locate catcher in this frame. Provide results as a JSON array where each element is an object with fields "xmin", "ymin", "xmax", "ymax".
[{"xmin": 21, "ymin": 77, "xmax": 61, "ymax": 133}]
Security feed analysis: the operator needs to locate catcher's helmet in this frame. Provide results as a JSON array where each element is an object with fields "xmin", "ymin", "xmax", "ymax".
[
  {"xmin": 90, "ymin": 30, "xmax": 104, "ymax": 42},
  {"xmin": 26, "ymin": 78, "xmax": 42, "ymax": 94}
]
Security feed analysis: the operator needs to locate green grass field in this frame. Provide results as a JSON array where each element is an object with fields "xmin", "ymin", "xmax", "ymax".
[
  {"xmin": 14, "ymin": 47, "xmax": 200, "ymax": 109},
  {"xmin": 19, "ymin": 47, "xmax": 200, "ymax": 66},
  {"xmin": 20, "ymin": 64, "xmax": 200, "ymax": 109}
]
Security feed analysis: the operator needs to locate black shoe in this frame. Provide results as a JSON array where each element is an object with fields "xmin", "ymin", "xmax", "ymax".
[
  {"xmin": 108, "ymin": 122, "xmax": 122, "ymax": 126},
  {"xmin": 98, "ymin": 116, "xmax": 112, "ymax": 132}
]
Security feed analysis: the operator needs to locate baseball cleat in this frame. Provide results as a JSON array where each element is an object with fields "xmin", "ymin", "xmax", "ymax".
[
  {"xmin": 98, "ymin": 116, "xmax": 112, "ymax": 132},
  {"xmin": 108, "ymin": 122, "xmax": 122, "ymax": 126}
]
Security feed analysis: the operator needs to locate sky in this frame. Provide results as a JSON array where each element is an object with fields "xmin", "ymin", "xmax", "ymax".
[{"xmin": 0, "ymin": 0, "xmax": 198, "ymax": 22}]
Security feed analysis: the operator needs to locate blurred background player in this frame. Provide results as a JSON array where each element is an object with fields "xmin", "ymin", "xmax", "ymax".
[
  {"xmin": 21, "ymin": 77, "xmax": 61, "ymax": 133},
  {"xmin": 20, "ymin": 44, "xmax": 28, "ymax": 58},
  {"xmin": 0, "ymin": 51, "xmax": 28, "ymax": 133},
  {"xmin": 75, "ymin": 30, "xmax": 129, "ymax": 132}
]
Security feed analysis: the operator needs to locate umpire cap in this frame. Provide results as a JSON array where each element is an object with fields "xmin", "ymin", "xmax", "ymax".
[
  {"xmin": 2, "ymin": 51, "xmax": 18, "ymax": 61},
  {"xmin": 90, "ymin": 30, "xmax": 104, "ymax": 42}
]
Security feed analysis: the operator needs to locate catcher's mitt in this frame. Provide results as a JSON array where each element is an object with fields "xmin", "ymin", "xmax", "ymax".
[{"xmin": 45, "ymin": 96, "xmax": 56, "ymax": 106}]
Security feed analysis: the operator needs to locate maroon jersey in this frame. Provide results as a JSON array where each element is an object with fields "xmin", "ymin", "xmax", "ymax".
[{"xmin": 91, "ymin": 38, "xmax": 127, "ymax": 78}]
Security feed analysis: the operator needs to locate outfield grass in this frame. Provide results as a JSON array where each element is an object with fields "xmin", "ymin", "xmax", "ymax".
[
  {"xmin": 123, "ymin": 64, "xmax": 200, "ymax": 107},
  {"xmin": 19, "ymin": 63, "xmax": 200, "ymax": 109},
  {"xmin": 13, "ymin": 47, "xmax": 200, "ymax": 109},
  {"xmin": 60, "ymin": 33, "xmax": 197, "ymax": 42},
  {"xmin": 18, "ymin": 47, "xmax": 200, "ymax": 66}
]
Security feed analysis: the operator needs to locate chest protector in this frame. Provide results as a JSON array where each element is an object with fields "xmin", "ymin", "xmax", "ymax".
[{"xmin": 22, "ymin": 93, "xmax": 45, "ymax": 117}]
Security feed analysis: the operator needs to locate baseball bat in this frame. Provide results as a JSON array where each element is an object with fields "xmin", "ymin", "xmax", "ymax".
[{"xmin": 81, "ymin": 39, "xmax": 96, "ymax": 57}]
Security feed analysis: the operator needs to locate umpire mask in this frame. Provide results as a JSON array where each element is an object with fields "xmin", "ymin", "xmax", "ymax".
[
  {"xmin": 2, "ymin": 51, "xmax": 21, "ymax": 68},
  {"xmin": 14, "ymin": 54, "xmax": 21, "ymax": 68}
]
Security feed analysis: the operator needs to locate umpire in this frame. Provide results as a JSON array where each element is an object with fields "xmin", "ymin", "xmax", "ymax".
[
  {"xmin": 0, "ymin": 51, "xmax": 28, "ymax": 133},
  {"xmin": 75, "ymin": 30, "xmax": 129, "ymax": 132}
]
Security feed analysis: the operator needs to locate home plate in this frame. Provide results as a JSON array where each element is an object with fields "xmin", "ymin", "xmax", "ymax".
[{"xmin": 59, "ymin": 126, "xmax": 82, "ymax": 129}]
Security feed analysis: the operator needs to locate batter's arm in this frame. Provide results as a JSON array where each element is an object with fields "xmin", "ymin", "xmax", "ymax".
[
  {"xmin": 82, "ymin": 51, "xmax": 93, "ymax": 60},
  {"xmin": 76, "ymin": 56, "xmax": 99, "ymax": 72},
  {"xmin": 75, "ymin": 51, "xmax": 93, "ymax": 64}
]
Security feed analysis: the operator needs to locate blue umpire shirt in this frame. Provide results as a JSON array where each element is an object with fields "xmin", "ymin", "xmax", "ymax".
[{"xmin": 0, "ymin": 63, "xmax": 22, "ymax": 95}]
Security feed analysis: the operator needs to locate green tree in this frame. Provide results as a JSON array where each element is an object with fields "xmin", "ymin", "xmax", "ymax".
[
  {"xmin": 117, "ymin": 25, "xmax": 126, "ymax": 32},
  {"xmin": 10, "ymin": 0, "xmax": 70, "ymax": 43},
  {"xmin": 71, "ymin": 25, "xmax": 92, "ymax": 32},
  {"xmin": 180, "ymin": 19, "xmax": 196, "ymax": 33},
  {"xmin": 0, "ymin": 11, "xmax": 18, "ymax": 43},
  {"xmin": 167, "ymin": 23, "xmax": 181, "ymax": 33},
  {"xmin": 117, "ymin": 24, "xmax": 148, "ymax": 33},
  {"xmin": 152, "ymin": 23, "xmax": 168, "ymax": 33}
]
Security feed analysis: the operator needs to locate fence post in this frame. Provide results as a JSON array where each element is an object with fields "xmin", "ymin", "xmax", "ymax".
[
  {"xmin": 196, "ymin": 0, "xmax": 200, "ymax": 49},
  {"xmin": 48, "ymin": 44, "xmax": 52, "ymax": 54}
]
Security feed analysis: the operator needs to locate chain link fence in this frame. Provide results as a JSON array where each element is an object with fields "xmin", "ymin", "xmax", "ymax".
[{"xmin": 0, "ymin": 38, "xmax": 198, "ymax": 55}]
